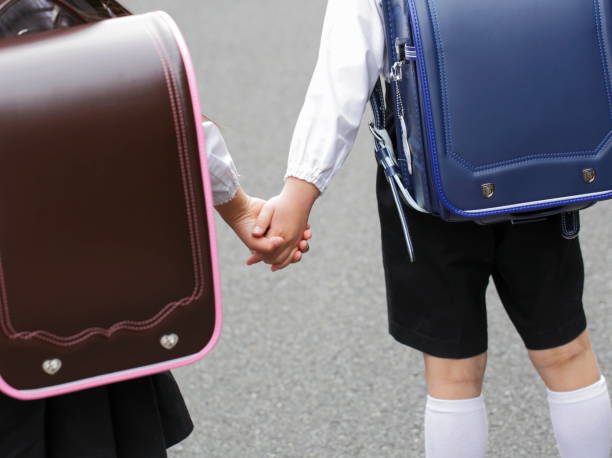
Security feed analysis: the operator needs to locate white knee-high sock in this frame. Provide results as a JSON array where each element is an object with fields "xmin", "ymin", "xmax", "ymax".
[
  {"xmin": 547, "ymin": 376, "xmax": 612, "ymax": 458},
  {"xmin": 425, "ymin": 395, "xmax": 488, "ymax": 458}
]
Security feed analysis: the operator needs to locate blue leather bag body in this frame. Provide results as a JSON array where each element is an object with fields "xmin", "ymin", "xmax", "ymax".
[{"xmin": 371, "ymin": 0, "xmax": 612, "ymax": 260}]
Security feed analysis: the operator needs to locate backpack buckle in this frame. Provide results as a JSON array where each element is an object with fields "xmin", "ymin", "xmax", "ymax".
[{"xmin": 390, "ymin": 39, "xmax": 417, "ymax": 81}]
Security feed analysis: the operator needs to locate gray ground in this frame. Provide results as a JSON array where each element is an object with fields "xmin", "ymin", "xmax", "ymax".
[{"xmin": 123, "ymin": 1, "xmax": 612, "ymax": 456}]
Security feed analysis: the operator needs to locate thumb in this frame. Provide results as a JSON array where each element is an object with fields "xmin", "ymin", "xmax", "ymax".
[
  {"xmin": 252, "ymin": 200, "xmax": 275, "ymax": 237},
  {"xmin": 246, "ymin": 236, "xmax": 283, "ymax": 265},
  {"xmin": 248, "ymin": 235, "xmax": 283, "ymax": 255}
]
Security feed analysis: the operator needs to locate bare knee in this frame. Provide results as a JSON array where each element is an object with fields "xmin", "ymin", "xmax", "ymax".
[
  {"xmin": 529, "ymin": 331, "xmax": 600, "ymax": 391},
  {"xmin": 530, "ymin": 337, "xmax": 590, "ymax": 371},
  {"xmin": 424, "ymin": 353, "xmax": 487, "ymax": 399}
]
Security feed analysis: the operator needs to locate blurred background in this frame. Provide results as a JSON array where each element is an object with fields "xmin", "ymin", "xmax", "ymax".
[{"xmin": 123, "ymin": 1, "xmax": 612, "ymax": 456}]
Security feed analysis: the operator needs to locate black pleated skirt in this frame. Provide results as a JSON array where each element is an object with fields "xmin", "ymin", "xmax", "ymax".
[{"xmin": 0, "ymin": 372, "xmax": 193, "ymax": 458}]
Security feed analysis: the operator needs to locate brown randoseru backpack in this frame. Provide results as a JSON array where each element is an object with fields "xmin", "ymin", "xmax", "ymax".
[{"xmin": 0, "ymin": 1, "xmax": 221, "ymax": 399}]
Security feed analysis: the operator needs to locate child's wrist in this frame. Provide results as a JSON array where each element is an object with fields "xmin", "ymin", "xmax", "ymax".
[
  {"xmin": 215, "ymin": 187, "xmax": 249, "ymax": 225},
  {"xmin": 282, "ymin": 177, "xmax": 320, "ymax": 210}
]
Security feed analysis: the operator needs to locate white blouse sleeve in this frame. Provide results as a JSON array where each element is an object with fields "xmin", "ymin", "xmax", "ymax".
[
  {"xmin": 202, "ymin": 120, "xmax": 240, "ymax": 206},
  {"xmin": 285, "ymin": 0, "xmax": 386, "ymax": 193}
]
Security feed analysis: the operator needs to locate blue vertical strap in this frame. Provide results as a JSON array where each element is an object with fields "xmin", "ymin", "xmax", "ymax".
[
  {"xmin": 370, "ymin": 80, "xmax": 416, "ymax": 262},
  {"xmin": 370, "ymin": 79, "xmax": 386, "ymax": 129}
]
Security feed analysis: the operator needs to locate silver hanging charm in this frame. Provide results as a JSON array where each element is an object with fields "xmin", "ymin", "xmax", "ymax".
[
  {"xmin": 42, "ymin": 359, "xmax": 62, "ymax": 375},
  {"xmin": 160, "ymin": 333, "xmax": 179, "ymax": 350}
]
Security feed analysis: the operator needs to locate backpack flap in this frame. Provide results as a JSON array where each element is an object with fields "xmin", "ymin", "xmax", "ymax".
[
  {"xmin": 406, "ymin": 0, "xmax": 612, "ymax": 218},
  {"xmin": 0, "ymin": 12, "xmax": 221, "ymax": 399}
]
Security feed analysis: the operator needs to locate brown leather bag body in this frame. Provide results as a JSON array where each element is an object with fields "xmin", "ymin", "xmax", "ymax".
[{"xmin": 0, "ymin": 3, "xmax": 221, "ymax": 399}]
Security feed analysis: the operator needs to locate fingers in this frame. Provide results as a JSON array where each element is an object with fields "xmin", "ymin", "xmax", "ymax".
[
  {"xmin": 246, "ymin": 252, "xmax": 264, "ymax": 265},
  {"xmin": 248, "ymin": 238, "xmax": 309, "ymax": 266},
  {"xmin": 248, "ymin": 235, "xmax": 283, "ymax": 253},
  {"xmin": 244, "ymin": 235, "xmax": 284, "ymax": 264},
  {"xmin": 271, "ymin": 248, "xmax": 300, "ymax": 272},
  {"xmin": 247, "ymin": 219, "xmax": 313, "ymax": 269},
  {"xmin": 252, "ymin": 201, "xmax": 275, "ymax": 238}
]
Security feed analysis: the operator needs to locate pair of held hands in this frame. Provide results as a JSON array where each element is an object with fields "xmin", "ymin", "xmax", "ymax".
[{"xmin": 216, "ymin": 177, "xmax": 321, "ymax": 271}]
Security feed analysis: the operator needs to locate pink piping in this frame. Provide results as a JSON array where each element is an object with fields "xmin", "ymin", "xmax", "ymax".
[
  {"xmin": 0, "ymin": 16, "xmax": 205, "ymax": 346},
  {"xmin": 0, "ymin": 11, "xmax": 223, "ymax": 400}
]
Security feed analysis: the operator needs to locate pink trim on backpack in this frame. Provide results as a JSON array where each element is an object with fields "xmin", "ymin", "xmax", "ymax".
[{"xmin": 0, "ymin": 11, "xmax": 223, "ymax": 400}]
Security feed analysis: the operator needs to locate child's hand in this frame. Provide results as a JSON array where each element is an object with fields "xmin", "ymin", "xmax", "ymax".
[
  {"xmin": 247, "ymin": 177, "xmax": 320, "ymax": 271},
  {"xmin": 215, "ymin": 188, "xmax": 310, "ymax": 263}
]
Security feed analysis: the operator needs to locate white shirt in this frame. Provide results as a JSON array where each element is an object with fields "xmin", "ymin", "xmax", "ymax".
[
  {"xmin": 285, "ymin": 0, "xmax": 386, "ymax": 193},
  {"xmin": 203, "ymin": 120, "xmax": 240, "ymax": 205}
]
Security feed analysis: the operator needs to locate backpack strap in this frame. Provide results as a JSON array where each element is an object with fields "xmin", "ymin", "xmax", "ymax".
[
  {"xmin": 560, "ymin": 211, "xmax": 580, "ymax": 240},
  {"xmin": 369, "ymin": 80, "xmax": 416, "ymax": 262}
]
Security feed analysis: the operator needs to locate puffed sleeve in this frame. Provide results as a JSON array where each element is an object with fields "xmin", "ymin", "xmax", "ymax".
[
  {"xmin": 202, "ymin": 120, "xmax": 240, "ymax": 206},
  {"xmin": 285, "ymin": 0, "xmax": 385, "ymax": 192}
]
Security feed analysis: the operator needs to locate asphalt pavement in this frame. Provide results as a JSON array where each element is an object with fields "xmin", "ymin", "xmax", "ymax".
[{"xmin": 123, "ymin": 1, "xmax": 612, "ymax": 456}]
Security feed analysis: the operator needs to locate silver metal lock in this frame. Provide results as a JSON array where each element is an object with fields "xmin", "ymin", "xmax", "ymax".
[
  {"xmin": 583, "ymin": 168, "xmax": 596, "ymax": 184},
  {"xmin": 42, "ymin": 358, "xmax": 62, "ymax": 375},
  {"xmin": 481, "ymin": 183, "xmax": 495, "ymax": 199},
  {"xmin": 160, "ymin": 333, "xmax": 179, "ymax": 350}
]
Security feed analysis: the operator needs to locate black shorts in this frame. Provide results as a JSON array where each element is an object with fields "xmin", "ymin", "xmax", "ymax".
[{"xmin": 376, "ymin": 166, "xmax": 587, "ymax": 359}]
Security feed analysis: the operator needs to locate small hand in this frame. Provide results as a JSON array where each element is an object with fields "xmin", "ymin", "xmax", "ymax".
[
  {"xmin": 247, "ymin": 217, "xmax": 312, "ymax": 269},
  {"xmin": 215, "ymin": 188, "xmax": 310, "ymax": 264},
  {"xmin": 247, "ymin": 177, "xmax": 320, "ymax": 271}
]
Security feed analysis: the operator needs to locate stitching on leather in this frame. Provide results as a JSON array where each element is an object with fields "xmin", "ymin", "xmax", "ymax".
[
  {"xmin": 448, "ymin": 128, "xmax": 612, "ymax": 172},
  {"xmin": 574, "ymin": 211, "xmax": 580, "ymax": 235},
  {"xmin": 561, "ymin": 212, "xmax": 579, "ymax": 237},
  {"xmin": 0, "ymin": 21, "xmax": 205, "ymax": 346},
  {"xmin": 408, "ymin": 0, "xmax": 612, "ymax": 217},
  {"xmin": 407, "ymin": 63, "xmax": 424, "ymax": 158},
  {"xmin": 371, "ymin": 81, "xmax": 384, "ymax": 128},
  {"xmin": 149, "ymin": 24, "xmax": 204, "ymax": 298},
  {"xmin": 425, "ymin": 0, "xmax": 453, "ymax": 160},
  {"xmin": 573, "ymin": 211, "xmax": 579, "ymax": 234},
  {"xmin": 595, "ymin": 0, "xmax": 612, "ymax": 116},
  {"xmin": 427, "ymin": 0, "xmax": 612, "ymax": 172},
  {"xmin": 384, "ymin": 0, "xmax": 409, "ymax": 183},
  {"xmin": 386, "ymin": 0, "xmax": 419, "ymax": 188}
]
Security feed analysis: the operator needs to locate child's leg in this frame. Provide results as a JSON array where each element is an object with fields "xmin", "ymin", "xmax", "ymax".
[
  {"xmin": 425, "ymin": 353, "xmax": 487, "ymax": 399},
  {"xmin": 528, "ymin": 331, "xmax": 612, "ymax": 458},
  {"xmin": 423, "ymin": 353, "xmax": 488, "ymax": 458},
  {"xmin": 489, "ymin": 212, "xmax": 609, "ymax": 456},
  {"xmin": 529, "ymin": 330, "xmax": 599, "ymax": 391},
  {"xmin": 375, "ymin": 167, "xmax": 494, "ymax": 457}
]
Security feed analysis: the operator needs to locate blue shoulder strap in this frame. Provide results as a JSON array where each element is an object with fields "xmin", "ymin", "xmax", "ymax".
[{"xmin": 368, "ymin": 0, "xmax": 423, "ymax": 262}]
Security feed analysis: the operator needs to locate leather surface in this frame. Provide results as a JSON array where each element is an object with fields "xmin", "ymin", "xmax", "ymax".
[
  {"xmin": 0, "ymin": 11, "xmax": 215, "ymax": 390},
  {"xmin": 386, "ymin": 0, "xmax": 612, "ymax": 217},
  {"xmin": 382, "ymin": 0, "xmax": 435, "ymax": 213}
]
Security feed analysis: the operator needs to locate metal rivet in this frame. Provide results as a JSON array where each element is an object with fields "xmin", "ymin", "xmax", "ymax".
[
  {"xmin": 160, "ymin": 333, "xmax": 179, "ymax": 350},
  {"xmin": 583, "ymin": 168, "xmax": 596, "ymax": 184},
  {"xmin": 481, "ymin": 183, "xmax": 495, "ymax": 199},
  {"xmin": 42, "ymin": 359, "xmax": 62, "ymax": 375}
]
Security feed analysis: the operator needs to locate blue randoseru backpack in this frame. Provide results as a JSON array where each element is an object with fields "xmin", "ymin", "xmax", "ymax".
[{"xmin": 370, "ymin": 0, "xmax": 612, "ymax": 261}]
